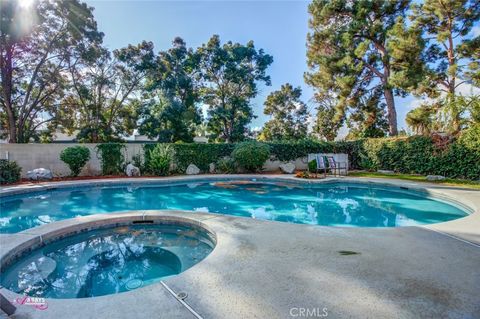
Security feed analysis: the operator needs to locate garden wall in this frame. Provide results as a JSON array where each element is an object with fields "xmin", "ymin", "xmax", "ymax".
[
  {"xmin": 1, "ymin": 125, "xmax": 478, "ymax": 180},
  {"xmin": 0, "ymin": 143, "xmax": 313, "ymax": 177},
  {"xmin": 0, "ymin": 144, "xmax": 143, "ymax": 177}
]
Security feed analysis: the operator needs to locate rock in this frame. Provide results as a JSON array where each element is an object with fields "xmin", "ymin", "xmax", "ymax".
[
  {"xmin": 377, "ymin": 170, "xmax": 394, "ymax": 174},
  {"xmin": 186, "ymin": 164, "xmax": 200, "ymax": 175},
  {"xmin": 209, "ymin": 163, "xmax": 216, "ymax": 174},
  {"xmin": 279, "ymin": 162, "xmax": 296, "ymax": 174},
  {"xmin": 27, "ymin": 168, "xmax": 53, "ymax": 180},
  {"xmin": 126, "ymin": 163, "xmax": 140, "ymax": 177},
  {"xmin": 426, "ymin": 175, "xmax": 445, "ymax": 181}
]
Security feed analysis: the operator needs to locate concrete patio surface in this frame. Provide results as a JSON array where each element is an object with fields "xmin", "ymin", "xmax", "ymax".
[{"xmin": 0, "ymin": 175, "xmax": 479, "ymax": 319}]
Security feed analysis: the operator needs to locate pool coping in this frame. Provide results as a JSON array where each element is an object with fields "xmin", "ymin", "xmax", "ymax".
[
  {"xmin": 1, "ymin": 209, "xmax": 479, "ymax": 318},
  {"xmin": 1, "ymin": 174, "xmax": 479, "ymax": 246}
]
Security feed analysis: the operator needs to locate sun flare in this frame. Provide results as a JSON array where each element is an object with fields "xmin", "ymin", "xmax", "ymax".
[{"xmin": 18, "ymin": 0, "xmax": 35, "ymax": 9}]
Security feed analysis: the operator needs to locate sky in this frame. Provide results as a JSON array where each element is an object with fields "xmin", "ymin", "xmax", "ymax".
[{"xmin": 85, "ymin": 0, "xmax": 480, "ymax": 136}]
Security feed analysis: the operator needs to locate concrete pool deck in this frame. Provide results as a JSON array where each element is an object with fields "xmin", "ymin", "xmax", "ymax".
[{"xmin": 0, "ymin": 175, "xmax": 479, "ymax": 318}]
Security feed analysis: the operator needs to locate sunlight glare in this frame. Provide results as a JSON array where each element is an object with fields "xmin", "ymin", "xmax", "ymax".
[{"xmin": 18, "ymin": 0, "xmax": 35, "ymax": 9}]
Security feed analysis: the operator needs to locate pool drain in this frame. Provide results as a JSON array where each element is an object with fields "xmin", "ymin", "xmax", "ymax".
[{"xmin": 125, "ymin": 279, "xmax": 143, "ymax": 290}]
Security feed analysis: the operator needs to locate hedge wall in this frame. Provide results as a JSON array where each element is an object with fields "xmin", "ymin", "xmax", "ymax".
[
  {"xmin": 127, "ymin": 125, "xmax": 480, "ymax": 180},
  {"xmin": 357, "ymin": 125, "xmax": 480, "ymax": 180}
]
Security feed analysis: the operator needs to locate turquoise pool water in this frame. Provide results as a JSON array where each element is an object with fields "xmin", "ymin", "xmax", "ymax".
[
  {"xmin": 0, "ymin": 180, "xmax": 468, "ymax": 233},
  {"xmin": 1, "ymin": 224, "xmax": 215, "ymax": 298}
]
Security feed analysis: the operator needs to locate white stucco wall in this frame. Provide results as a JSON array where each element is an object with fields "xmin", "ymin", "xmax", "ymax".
[{"xmin": 0, "ymin": 144, "xmax": 348, "ymax": 177}]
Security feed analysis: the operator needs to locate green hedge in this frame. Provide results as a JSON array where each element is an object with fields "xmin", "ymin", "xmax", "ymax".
[
  {"xmin": 144, "ymin": 143, "xmax": 234, "ymax": 173},
  {"xmin": 96, "ymin": 129, "xmax": 479, "ymax": 180},
  {"xmin": 357, "ymin": 125, "xmax": 480, "ymax": 180}
]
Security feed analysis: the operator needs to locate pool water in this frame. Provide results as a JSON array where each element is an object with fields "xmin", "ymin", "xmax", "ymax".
[
  {"xmin": 0, "ymin": 180, "xmax": 468, "ymax": 233},
  {"xmin": 1, "ymin": 224, "xmax": 215, "ymax": 298}
]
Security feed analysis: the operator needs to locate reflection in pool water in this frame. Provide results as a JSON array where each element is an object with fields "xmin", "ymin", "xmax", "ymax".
[
  {"xmin": 1, "ymin": 225, "xmax": 215, "ymax": 298},
  {"xmin": 0, "ymin": 181, "xmax": 468, "ymax": 233}
]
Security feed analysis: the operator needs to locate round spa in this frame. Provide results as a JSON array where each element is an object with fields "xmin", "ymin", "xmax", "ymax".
[{"xmin": 0, "ymin": 222, "xmax": 215, "ymax": 299}]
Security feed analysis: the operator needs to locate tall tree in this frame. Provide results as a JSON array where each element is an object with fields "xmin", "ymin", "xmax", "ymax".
[
  {"xmin": 409, "ymin": 0, "xmax": 480, "ymax": 134},
  {"xmin": 410, "ymin": 0, "xmax": 480, "ymax": 97},
  {"xmin": 306, "ymin": 0, "xmax": 424, "ymax": 136},
  {"xmin": 139, "ymin": 37, "xmax": 201, "ymax": 142},
  {"xmin": 312, "ymin": 93, "xmax": 344, "ymax": 141},
  {"xmin": 198, "ymin": 35, "xmax": 273, "ymax": 143},
  {"xmin": 62, "ymin": 42, "xmax": 154, "ymax": 142},
  {"xmin": 0, "ymin": 0, "xmax": 102, "ymax": 142},
  {"xmin": 346, "ymin": 89, "xmax": 389, "ymax": 139},
  {"xmin": 260, "ymin": 83, "xmax": 308, "ymax": 141}
]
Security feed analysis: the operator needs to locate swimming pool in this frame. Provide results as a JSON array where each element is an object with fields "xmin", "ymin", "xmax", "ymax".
[
  {"xmin": 1, "ymin": 223, "xmax": 215, "ymax": 298},
  {"xmin": 0, "ymin": 179, "xmax": 469, "ymax": 233}
]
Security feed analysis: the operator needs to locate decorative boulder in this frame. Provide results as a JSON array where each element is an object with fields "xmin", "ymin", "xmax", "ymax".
[
  {"xmin": 279, "ymin": 162, "xmax": 296, "ymax": 174},
  {"xmin": 209, "ymin": 163, "xmax": 216, "ymax": 174},
  {"xmin": 426, "ymin": 175, "xmax": 446, "ymax": 181},
  {"xmin": 27, "ymin": 168, "xmax": 53, "ymax": 180},
  {"xmin": 186, "ymin": 164, "xmax": 200, "ymax": 175},
  {"xmin": 126, "ymin": 163, "xmax": 141, "ymax": 177}
]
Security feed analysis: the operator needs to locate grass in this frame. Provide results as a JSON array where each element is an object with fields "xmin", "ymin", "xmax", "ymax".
[{"xmin": 348, "ymin": 171, "xmax": 480, "ymax": 190}]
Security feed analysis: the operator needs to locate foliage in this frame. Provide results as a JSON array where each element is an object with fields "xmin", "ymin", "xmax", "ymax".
[
  {"xmin": 131, "ymin": 152, "xmax": 145, "ymax": 172},
  {"xmin": 406, "ymin": 104, "xmax": 436, "ymax": 135},
  {"xmin": 0, "ymin": 159, "xmax": 21, "ymax": 184},
  {"xmin": 95, "ymin": 143, "xmax": 125, "ymax": 175},
  {"xmin": 231, "ymin": 141, "xmax": 270, "ymax": 172},
  {"xmin": 61, "ymin": 42, "xmax": 154, "ymax": 142},
  {"xmin": 139, "ymin": 37, "xmax": 201, "ymax": 142},
  {"xmin": 198, "ymin": 35, "xmax": 273, "ymax": 142},
  {"xmin": 260, "ymin": 84, "xmax": 308, "ymax": 141},
  {"xmin": 346, "ymin": 88, "xmax": 389, "ymax": 139},
  {"xmin": 312, "ymin": 93, "xmax": 344, "ymax": 141},
  {"xmin": 306, "ymin": 0, "xmax": 424, "ymax": 136},
  {"xmin": 0, "ymin": 0, "xmax": 102, "ymax": 143},
  {"xmin": 147, "ymin": 144, "xmax": 174, "ymax": 176},
  {"xmin": 215, "ymin": 157, "xmax": 237, "ymax": 174},
  {"xmin": 144, "ymin": 143, "xmax": 234, "ymax": 173},
  {"xmin": 60, "ymin": 146, "xmax": 90, "ymax": 176},
  {"xmin": 356, "ymin": 130, "xmax": 480, "ymax": 180},
  {"xmin": 410, "ymin": 0, "xmax": 480, "ymax": 97}
]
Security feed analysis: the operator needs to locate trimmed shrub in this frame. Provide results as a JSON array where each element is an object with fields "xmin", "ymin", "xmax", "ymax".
[
  {"xmin": 148, "ymin": 144, "xmax": 174, "ymax": 176},
  {"xmin": 60, "ymin": 146, "xmax": 90, "ymax": 176},
  {"xmin": 96, "ymin": 143, "xmax": 125, "ymax": 175},
  {"xmin": 144, "ymin": 143, "xmax": 234, "ymax": 173},
  {"xmin": 356, "ymin": 130, "xmax": 480, "ymax": 180},
  {"xmin": 232, "ymin": 141, "xmax": 270, "ymax": 172},
  {"xmin": 0, "ymin": 159, "xmax": 21, "ymax": 184}
]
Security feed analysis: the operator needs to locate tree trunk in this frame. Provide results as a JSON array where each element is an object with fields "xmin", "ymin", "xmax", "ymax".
[
  {"xmin": 384, "ymin": 88, "xmax": 398, "ymax": 136},
  {"xmin": 1, "ymin": 43, "xmax": 17, "ymax": 143}
]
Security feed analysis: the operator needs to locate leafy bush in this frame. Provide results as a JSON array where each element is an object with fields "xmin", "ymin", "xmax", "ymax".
[
  {"xmin": 60, "ymin": 146, "xmax": 90, "ymax": 176},
  {"xmin": 308, "ymin": 160, "xmax": 316, "ymax": 171},
  {"xmin": 96, "ymin": 143, "xmax": 126, "ymax": 175},
  {"xmin": 131, "ymin": 152, "xmax": 145, "ymax": 172},
  {"xmin": 148, "ymin": 144, "xmax": 174, "ymax": 176},
  {"xmin": 232, "ymin": 141, "xmax": 270, "ymax": 172},
  {"xmin": 357, "ymin": 131, "xmax": 480, "ymax": 180},
  {"xmin": 144, "ymin": 143, "xmax": 234, "ymax": 173},
  {"xmin": 215, "ymin": 157, "xmax": 237, "ymax": 174},
  {"xmin": 0, "ymin": 159, "xmax": 21, "ymax": 184}
]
